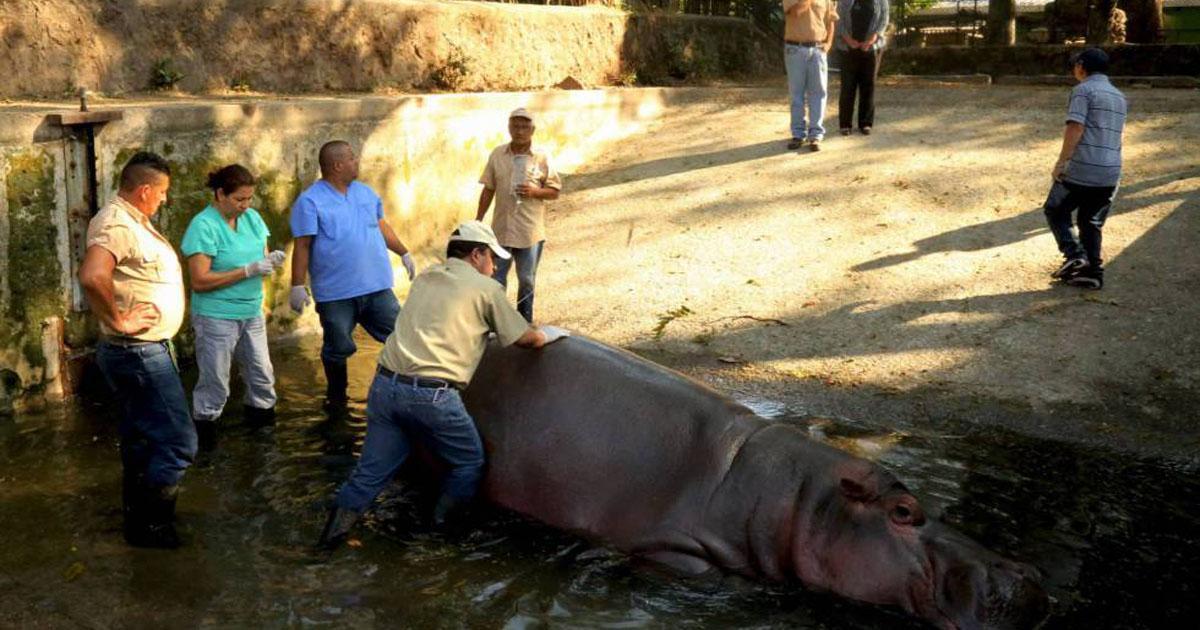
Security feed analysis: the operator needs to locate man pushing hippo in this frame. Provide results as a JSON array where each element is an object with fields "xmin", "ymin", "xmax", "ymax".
[{"xmin": 317, "ymin": 222, "xmax": 568, "ymax": 547}]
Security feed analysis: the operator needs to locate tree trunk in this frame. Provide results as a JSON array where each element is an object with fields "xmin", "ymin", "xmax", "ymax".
[
  {"xmin": 987, "ymin": 0, "xmax": 1017, "ymax": 45},
  {"xmin": 1124, "ymin": 0, "xmax": 1165, "ymax": 42}
]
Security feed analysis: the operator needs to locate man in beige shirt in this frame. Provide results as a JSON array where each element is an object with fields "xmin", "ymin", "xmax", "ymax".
[
  {"xmin": 783, "ymin": 0, "xmax": 839, "ymax": 151},
  {"xmin": 318, "ymin": 221, "xmax": 568, "ymax": 549},
  {"xmin": 476, "ymin": 108, "xmax": 563, "ymax": 322},
  {"xmin": 78, "ymin": 151, "xmax": 195, "ymax": 549}
]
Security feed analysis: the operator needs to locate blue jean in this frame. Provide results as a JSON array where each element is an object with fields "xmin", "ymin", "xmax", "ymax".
[
  {"xmin": 314, "ymin": 289, "xmax": 401, "ymax": 364},
  {"xmin": 95, "ymin": 340, "xmax": 196, "ymax": 487},
  {"xmin": 491, "ymin": 240, "xmax": 544, "ymax": 322},
  {"xmin": 191, "ymin": 314, "xmax": 277, "ymax": 421},
  {"xmin": 1043, "ymin": 180, "xmax": 1117, "ymax": 271},
  {"xmin": 785, "ymin": 44, "xmax": 829, "ymax": 141},
  {"xmin": 335, "ymin": 372, "xmax": 485, "ymax": 512}
]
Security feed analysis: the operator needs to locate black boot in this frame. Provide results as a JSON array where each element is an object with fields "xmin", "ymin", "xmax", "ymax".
[
  {"xmin": 125, "ymin": 484, "xmax": 182, "ymax": 549},
  {"xmin": 432, "ymin": 494, "xmax": 467, "ymax": 527},
  {"xmin": 195, "ymin": 420, "xmax": 218, "ymax": 451},
  {"xmin": 243, "ymin": 405, "xmax": 276, "ymax": 426},
  {"xmin": 316, "ymin": 507, "xmax": 361, "ymax": 551},
  {"xmin": 322, "ymin": 360, "xmax": 349, "ymax": 407}
]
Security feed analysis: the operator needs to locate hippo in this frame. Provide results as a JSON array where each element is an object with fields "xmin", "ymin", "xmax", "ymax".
[{"xmin": 462, "ymin": 336, "xmax": 1050, "ymax": 629}]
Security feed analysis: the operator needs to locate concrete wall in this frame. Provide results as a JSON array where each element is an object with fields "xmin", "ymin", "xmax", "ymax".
[
  {"xmin": 882, "ymin": 44, "xmax": 1200, "ymax": 77},
  {"xmin": 0, "ymin": 88, "xmax": 670, "ymax": 409},
  {"xmin": 0, "ymin": 0, "xmax": 779, "ymax": 99}
]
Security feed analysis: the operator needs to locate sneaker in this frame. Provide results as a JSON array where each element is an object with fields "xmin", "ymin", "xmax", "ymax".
[
  {"xmin": 1051, "ymin": 257, "xmax": 1088, "ymax": 279},
  {"xmin": 1066, "ymin": 274, "xmax": 1103, "ymax": 290},
  {"xmin": 786, "ymin": 138, "xmax": 804, "ymax": 150},
  {"xmin": 809, "ymin": 139, "xmax": 822, "ymax": 152},
  {"xmin": 840, "ymin": 128, "xmax": 852, "ymax": 136},
  {"xmin": 860, "ymin": 127, "xmax": 872, "ymax": 136}
]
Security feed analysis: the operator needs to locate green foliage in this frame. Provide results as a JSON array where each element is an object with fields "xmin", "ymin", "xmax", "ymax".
[
  {"xmin": 653, "ymin": 305, "xmax": 693, "ymax": 340},
  {"xmin": 664, "ymin": 31, "xmax": 719, "ymax": 80},
  {"xmin": 151, "ymin": 58, "xmax": 184, "ymax": 90},
  {"xmin": 429, "ymin": 44, "xmax": 473, "ymax": 91}
]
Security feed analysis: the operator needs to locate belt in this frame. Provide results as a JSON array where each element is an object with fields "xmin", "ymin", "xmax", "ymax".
[
  {"xmin": 100, "ymin": 336, "xmax": 168, "ymax": 348},
  {"xmin": 377, "ymin": 366, "xmax": 461, "ymax": 391},
  {"xmin": 786, "ymin": 40, "xmax": 820, "ymax": 47}
]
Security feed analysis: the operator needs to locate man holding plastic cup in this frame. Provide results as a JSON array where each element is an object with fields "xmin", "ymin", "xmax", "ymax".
[{"xmin": 475, "ymin": 108, "xmax": 563, "ymax": 322}]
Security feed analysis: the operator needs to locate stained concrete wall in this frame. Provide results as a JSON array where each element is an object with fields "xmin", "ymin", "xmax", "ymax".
[
  {"xmin": 0, "ymin": 88, "xmax": 670, "ymax": 409},
  {"xmin": 1, "ymin": 0, "xmax": 779, "ymax": 99}
]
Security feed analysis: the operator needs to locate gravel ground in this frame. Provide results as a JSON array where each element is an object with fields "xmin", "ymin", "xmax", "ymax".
[{"xmin": 530, "ymin": 83, "xmax": 1200, "ymax": 461}]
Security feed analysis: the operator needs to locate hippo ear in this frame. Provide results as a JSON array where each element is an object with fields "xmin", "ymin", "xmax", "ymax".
[{"xmin": 840, "ymin": 477, "xmax": 874, "ymax": 502}]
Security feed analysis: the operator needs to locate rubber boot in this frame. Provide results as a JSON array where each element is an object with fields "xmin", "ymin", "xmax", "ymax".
[
  {"xmin": 243, "ymin": 405, "xmax": 276, "ymax": 426},
  {"xmin": 195, "ymin": 420, "xmax": 218, "ymax": 451},
  {"xmin": 322, "ymin": 360, "xmax": 349, "ymax": 407},
  {"xmin": 126, "ymin": 484, "xmax": 182, "ymax": 549},
  {"xmin": 432, "ymin": 494, "xmax": 467, "ymax": 527},
  {"xmin": 316, "ymin": 507, "xmax": 361, "ymax": 551}
]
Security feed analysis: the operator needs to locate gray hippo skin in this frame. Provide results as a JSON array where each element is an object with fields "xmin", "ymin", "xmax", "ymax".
[{"xmin": 462, "ymin": 336, "xmax": 1050, "ymax": 630}]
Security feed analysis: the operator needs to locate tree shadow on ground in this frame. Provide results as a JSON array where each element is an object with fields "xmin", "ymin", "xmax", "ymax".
[{"xmin": 566, "ymin": 139, "xmax": 786, "ymax": 193}]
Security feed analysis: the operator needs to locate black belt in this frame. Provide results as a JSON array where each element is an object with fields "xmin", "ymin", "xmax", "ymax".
[
  {"xmin": 377, "ymin": 366, "xmax": 460, "ymax": 390},
  {"xmin": 786, "ymin": 40, "xmax": 820, "ymax": 47},
  {"xmin": 100, "ymin": 337, "xmax": 168, "ymax": 348}
]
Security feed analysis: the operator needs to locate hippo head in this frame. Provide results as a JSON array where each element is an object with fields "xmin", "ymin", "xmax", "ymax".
[{"xmin": 795, "ymin": 459, "xmax": 1049, "ymax": 629}]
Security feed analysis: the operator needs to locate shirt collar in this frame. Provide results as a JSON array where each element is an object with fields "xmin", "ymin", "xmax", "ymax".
[
  {"xmin": 113, "ymin": 195, "xmax": 151, "ymax": 227},
  {"xmin": 503, "ymin": 143, "xmax": 534, "ymax": 156}
]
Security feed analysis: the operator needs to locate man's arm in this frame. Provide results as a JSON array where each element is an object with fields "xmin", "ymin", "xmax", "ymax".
[
  {"xmin": 78, "ymin": 246, "xmax": 158, "ymax": 335},
  {"xmin": 1053, "ymin": 122, "xmax": 1085, "ymax": 180},
  {"xmin": 516, "ymin": 183, "xmax": 559, "ymax": 201},
  {"xmin": 290, "ymin": 236, "xmax": 313, "ymax": 287},
  {"xmin": 378, "ymin": 219, "xmax": 409, "ymax": 257},
  {"xmin": 476, "ymin": 187, "xmax": 496, "ymax": 221}
]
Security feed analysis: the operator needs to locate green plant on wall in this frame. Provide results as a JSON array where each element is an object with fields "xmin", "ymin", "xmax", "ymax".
[
  {"xmin": 665, "ymin": 30, "xmax": 719, "ymax": 80},
  {"xmin": 151, "ymin": 58, "xmax": 185, "ymax": 90},
  {"xmin": 429, "ymin": 44, "xmax": 473, "ymax": 90}
]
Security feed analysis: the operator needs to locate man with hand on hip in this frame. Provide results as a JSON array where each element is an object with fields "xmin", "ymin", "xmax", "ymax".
[
  {"xmin": 318, "ymin": 220, "xmax": 568, "ymax": 549},
  {"xmin": 289, "ymin": 141, "xmax": 417, "ymax": 406}
]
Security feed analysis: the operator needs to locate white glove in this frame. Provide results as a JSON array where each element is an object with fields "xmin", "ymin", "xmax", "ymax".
[
  {"xmin": 243, "ymin": 258, "xmax": 276, "ymax": 278},
  {"xmin": 267, "ymin": 249, "xmax": 287, "ymax": 268},
  {"xmin": 289, "ymin": 286, "xmax": 311, "ymax": 313},
  {"xmin": 401, "ymin": 253, "xmax": 416, "ymax": 281},
  {"xmin": 540, "ymin": 325, "xmax": 570, "ymax": 345}
]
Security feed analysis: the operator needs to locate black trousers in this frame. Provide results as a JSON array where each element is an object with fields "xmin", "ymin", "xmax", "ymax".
[{"xmin": 839, "ymin": 47, "xmax": 881, "ymax": 130}]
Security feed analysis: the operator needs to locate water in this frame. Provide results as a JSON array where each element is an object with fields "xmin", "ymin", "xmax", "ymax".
[{"xmin": 2, "ymin": 340, "xmax": 1197, "ymax": 628}]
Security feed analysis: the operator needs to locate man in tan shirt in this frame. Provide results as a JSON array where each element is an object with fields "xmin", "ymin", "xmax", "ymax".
[
  {"xmin": 78, "ymin": 151, "xmax": 195, "ymax": 549},
  {"xmin": 476, "ymin": 108, "xmax": 563, "ymax": 322},
  {"xmin": 318, "ymin": 221, "xmax": 568, "ymax": 549},
  {"xmin": 783, "ymin": 0, "xmax": 839, "ymax": 151}
]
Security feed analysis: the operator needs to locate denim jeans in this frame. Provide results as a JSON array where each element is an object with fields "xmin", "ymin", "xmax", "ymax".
[
  {"xmin": 314, "ymin": 289, "xmax": 401, "ymax": 364},
  {"xmin": 1043, "ymin": 180, "xmax": 1117, "ymax": 271},
  {"xmin": 491, "ymin": 240, "xmax": 544, "ymax": 322},
  {"xmin": 95, "ymin": 340, "xmax": 196, "ymax": 487},
  {"xmin": 335, "ymin": 372, "xmax": 485, "ymax": 512},
  {"xmin": 785, "ymin": 44, "xmax": 829, "ymax": 141},
  {"xmin": 191, "ymin": 314, "xmax": 277, "ymax": 422}
]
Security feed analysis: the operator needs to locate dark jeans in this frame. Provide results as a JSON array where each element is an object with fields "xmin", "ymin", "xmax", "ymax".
[
  {"xmin": 314, "ymin": 289, "xmax": 401, "ymax": 365},
  {"xmin": 839, "ymin": 48, "xmax": 881, "ymax": 131},
  {"xmin": 1043, "ymin": 180, "xmax": 1117, "ymax": 271},
  {"xmin": 335, "ymin": 372, "xmax": 484, "ymax": 512},
  {"xmin": 95, "ymin": 340, "xmax": 196, "ymax": 487},
  {"xmin": 492, "ymin": 240, "xmax": 544, "ymax": 322}
]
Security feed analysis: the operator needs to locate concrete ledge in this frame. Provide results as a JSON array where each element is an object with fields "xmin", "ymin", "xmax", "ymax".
[
  {"xmin": 878, "ymin": 74, "xmax": 993, "ymax": 86},
  {"xmin": 993, "ymin": 75, "xmax": 1200, "ymax": 89}
]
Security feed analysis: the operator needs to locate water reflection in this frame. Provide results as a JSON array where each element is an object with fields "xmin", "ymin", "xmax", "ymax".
[{"xmin": 0, "ymin": 340, "xmax": 1196, "ymax": 628}]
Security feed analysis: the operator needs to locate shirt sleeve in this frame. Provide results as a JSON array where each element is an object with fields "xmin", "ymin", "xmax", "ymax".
[
  {"xmin": 479, "ymin": 151, "xmax": 497, "ymax": 190},
  {"xmin": 290, "ymin": 194, "xmax": 319, "ymax": 238},
  {"xmin": 876, "ymin": 0, "xmax": 890, "ymax": 34},
  {"xmin": 181, "ymin": 214, "xmax": 221, "ymax": 258},
  {"xmin": 1066, "ymin": 87, "xmax": 1089, "ymax": 125},
  {"xmin": 486, "ymin": 285, "xmax": 532, "ymax": 346},
  {"xmin": 541, "ymin": 155, "xmax": 563, "ymax": 191},
  {"xmin": 86, "ymin": 220, "xmax": 135, "ymax": 263}
]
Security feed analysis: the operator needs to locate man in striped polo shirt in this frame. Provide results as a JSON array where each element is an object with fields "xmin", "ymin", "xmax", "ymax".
[{"xmin": 1043, "ymin": 48, "xmax": 1127, "ymax": 290}]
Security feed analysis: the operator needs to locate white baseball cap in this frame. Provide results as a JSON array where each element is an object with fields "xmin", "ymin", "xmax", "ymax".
[
  {"xmin": 509, "ymin": 107, "xmax": 534, "ymax": 123},
  {"xmin": 449, "ymin": 220, "xmax": 511, "ymax": 259}
]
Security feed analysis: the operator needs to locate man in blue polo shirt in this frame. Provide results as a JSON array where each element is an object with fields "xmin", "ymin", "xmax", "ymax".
[
  {"xmin": 289, "ymin": 141, "xmax": 417, "ymax": 405},
  {"xmin": 1043, "ymin": 48, "xmax": 1127, "ymax": 290}
]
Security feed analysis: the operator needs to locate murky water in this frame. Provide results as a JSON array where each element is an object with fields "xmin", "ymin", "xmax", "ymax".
[{"xmin": 2, "ymin": 338, "xmax": 1197, "ymax": 628}]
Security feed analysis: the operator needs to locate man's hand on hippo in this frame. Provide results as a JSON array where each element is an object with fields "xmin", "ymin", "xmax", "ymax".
[{"xmin": 539, "ymin": 325, "xmax": 570, "ymax": 345}]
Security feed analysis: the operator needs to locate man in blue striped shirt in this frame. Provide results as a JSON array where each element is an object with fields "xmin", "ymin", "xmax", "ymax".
[{"xmin": 1043, "ymin": 48, "xmax": 1127, "ymax": 290}]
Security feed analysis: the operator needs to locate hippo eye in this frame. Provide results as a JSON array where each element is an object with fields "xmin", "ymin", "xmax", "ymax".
[{"xmin": 891, "ymin": 503, "xmax": 925, "ymax": 526}]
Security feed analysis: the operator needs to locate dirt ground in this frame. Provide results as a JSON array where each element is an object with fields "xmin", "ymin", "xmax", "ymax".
[{"xmin": 534, "ymin": 82, "xmax": 1200, "ymax": 461}]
